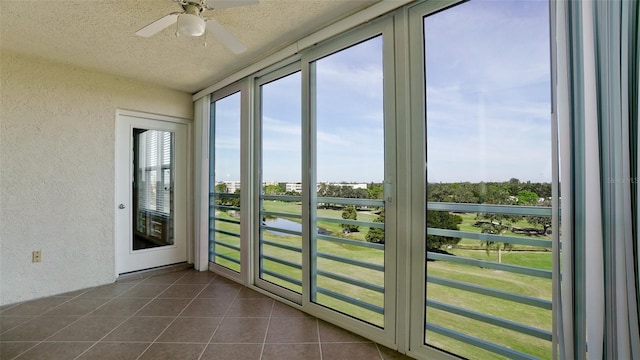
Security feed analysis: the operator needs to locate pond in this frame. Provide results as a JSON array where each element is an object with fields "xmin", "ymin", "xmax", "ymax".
[{"xmin": 263, "ymin": 217, "xmax": 331, "ymax": 236}]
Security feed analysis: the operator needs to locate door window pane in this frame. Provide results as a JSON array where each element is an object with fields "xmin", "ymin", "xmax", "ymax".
[
  {"xmin": 133, "ymin": 129, "xmax": 174, "ymax": 250},
  {"xmin": 259, "ymin": 71, "xmax": 302, "ymax": 293},
  {"xmin": 210, "ymin": 92, "xmax": 242, "ymax": 272},
  {"xmin": 311, "ymin": 36, "xmax": 386, "ymax": 327},
  {"xmin": 424, "ymin": 1, "xmax": 552, "ymax": 359}
]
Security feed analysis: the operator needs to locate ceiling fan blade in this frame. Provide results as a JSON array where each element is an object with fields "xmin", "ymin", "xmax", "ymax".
[
  {"xmin": 205, "ymin": 19, "xmax": 247, "ymax": 54},
  {"xmin": 204, "ymin": 0, "xmax": 258, "ymax": 10},
  {"xmin": 135, "ymin": 13, "xmax": 179, "ymax": 38}
]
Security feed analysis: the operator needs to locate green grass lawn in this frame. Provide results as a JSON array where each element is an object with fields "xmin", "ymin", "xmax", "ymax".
[{"xmin": 211, "ymin": 202, "xmax": 553, "ymax": 359}]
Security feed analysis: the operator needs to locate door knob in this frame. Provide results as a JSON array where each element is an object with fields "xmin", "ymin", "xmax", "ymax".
[{"xmin": 118, "ymin": 204, "xmax": 126, "ymax": 209}]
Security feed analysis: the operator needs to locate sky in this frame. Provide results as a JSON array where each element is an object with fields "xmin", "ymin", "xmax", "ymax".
[{"xmin": 212, "ymin": 0, "xmax": 552, "ymax": 184}]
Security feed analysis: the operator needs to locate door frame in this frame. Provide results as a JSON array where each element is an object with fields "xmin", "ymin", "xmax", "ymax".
[{"xmin": 114, "ymin": 109, "xmax": 193, "ymax": 276}]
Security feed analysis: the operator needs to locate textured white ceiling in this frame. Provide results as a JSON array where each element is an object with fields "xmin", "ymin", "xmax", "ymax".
[{"xmin": 0, "ymin": 0, "xmax": 379, "ymax": 93}]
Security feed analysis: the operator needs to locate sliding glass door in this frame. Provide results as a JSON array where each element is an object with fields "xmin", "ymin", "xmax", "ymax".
[
  {"xmin": 209, "ymin": 85, "xmax": 245, "ymax": 279},
  {"xmin": 308, "ymin": 34, "xmax": 388, "ymax": 328},
  {"xmin": 409, "ymin": 1, "xmax": 556, "ymax": 359}
]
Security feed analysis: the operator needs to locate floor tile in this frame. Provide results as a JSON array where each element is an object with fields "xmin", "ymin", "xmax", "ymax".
[
  {"xmin": 142, "ymin": 272, "xmax": 187, "ymax": 284},
  {"xmin": 200, "ymin": 343, "xmax": 262, "ymax": 360},
  {"xmin": 14, "ymin": 341, "xmax": 92, "ymax": 360},
  {"xmin": 76, "ymin": 342, "xmax": 150, "ymax": 360},
  {"xmin": 176, "ymin": 272, "xmax": 217, "ymax": 285},
  {"xmin": 262, "ymin": 343, "xmax": 322, "ymax": 360},
  {"xmin": 271, "ymin": 301, "xmax": 312, "ymax": 318},
  {"xmin": 119, "ymin": 284, "xmax": 171, "ymax": 298},
  {"xmin": 43, "ymin": 297, "xmax": 110, "ymax": 316},
  {"xmin": 136, "ymin": 298, "xmax": 191, "ymax": 317},
  {"xmin": 180, "ymin": 298, "xmax": 232, "ymax": 317},
  {"xmin": 0, "ymin": 315, "xmax": 80, "ymax": 341},
  {"xmin": 48, "ymin": 315, "xmax": 127, "ymax": 341},
  {"xmin": 210, "ymin": 317, "xmax": 269, "ymax": 343},
  {"xmin": 0, "ymin": 316, "xmax": 34, "ymax": 334},
  {"xmin": 321, "ymin": 342, "xmax": 382, "ymax": 360},
  {"xmin": 226, "ymin": 299, "xmax": 274, "ymax": 317},
  {"xmin": 102, "ymin": 316, "xmax": 173, "ymax": 342},
  {"xmin": 0, "ymin": 341, "xmax": 37, "ymax": 360},
  {"xmin": 1, "ymin": 297, "xmax": 70, "ymax": 316},
  {"xmin": 79, "ymin": 283, "xmax": 136, "ymax": 298},
  {"xmin": 138, "ymin": 343, "xmax": 206, "ymax": 360},
  {"xmin": 236, "ymin": 288, "xmax": 269, "ymax": 299},
  {"xmin": 318, "ymin": 319, "xmax": 371, "ymax": 343},
  {"xmin": 158, "ymin": 284, "xmax": 206, "ymax": 299},
  {"xmin": 265, "ymin": 317, "xmax": 319, "ymax": 343},
  {"xmin": 197, "ymin": 284, "xmax": 241, "ymax": 299},
  {"xmin": 156, "ymin": 317, "xmax": 221, "ymax": 343},
  {"xmin": 378, "ymin": 345, "xmax": 413, "ymax": 359},
  {"xmin": 90, "ymin": 297, "xmax": 150, "ymax": 316}
]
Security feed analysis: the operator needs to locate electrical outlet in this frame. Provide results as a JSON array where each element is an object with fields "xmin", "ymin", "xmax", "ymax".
[{"xmin": 32, "ymin": 250, "xmax": 42, "ymax": 263}]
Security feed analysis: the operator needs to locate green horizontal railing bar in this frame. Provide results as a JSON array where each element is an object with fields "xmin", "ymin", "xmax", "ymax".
[
  {"xmin": 316, "ymin": 197, "xmax": 384, "ymax": 207},
  {"xmin": 317, "ymin": 269, "xmax": 385, "ymax": 293},
  {"xmin": 211, "ymin": 192, "xmax": 240, "ymax": 199},
  {"xmin": 316, "ymin": 287, "xmax": 384, "ymax": 315},
  {"xmin": 316, "ymin": 233, "xmax": 385, "ymax": 250},
  {"xmin": 262, "ymin": 254, "xmax": 302, "ymax": 270},
  {"xmin": 427, "ymin": 227, "xmax": 552, "ymax": 248},
  {"xmin": 427, "ymin": 252, "xmax": 552, "ymax": 279},
  {"xmin": 427, "ymin": 202, "xmax": 552, "ymax": 217},
  {"xmin": 261, "ymin": 225, "xmax": 302, "ymax": 237},
  {"xmin": 260, "ymin": 210, "xmax": 303, "ymax": 219},
  {"xmin": 427, "ymin": 299, "xmax": 552, "ymax": 341},
  {"xmin": 213, "ymin": 229, "xmax": 241, "ymax": 238},
  {"xmin": 214, "ymin": 241, "xmax": 240, "ymax": 252},
  {"xmin": 262, "ymin": 240, "xmax": 302, "ymax": 253},
  {"xmin": 211, "ymin": 205, "xmax": 241, "ymax": 212},
  {"xmin": 316, "ymin": 216, "xmax": 384, "ymax": 229},
  {"xmin": 317, "ymin": 252, "xmax": 384, "ymax": 272},
  {"xmin": 213, "ymin": 217, "xmax": 241, "ymax": 225},
  {"xmin": 427, "ymin": 275, "xmax": 552, "ymax": 310},
  {"xmin": 261, "ymin": 195, "xmax": 302, "ymax": 202},
  {"xmin": 261, "ymin": 269, "xmax": 302, "ymax": 287},
  {"xmin": 214, "ymin": 253, "xmax": 240, "ymax": 265},
  {"xmin": 425, "ymin": 323, "xmax": 539, "ymax": 360}
]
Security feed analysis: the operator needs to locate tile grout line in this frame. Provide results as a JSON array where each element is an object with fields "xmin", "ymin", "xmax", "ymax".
[
  {"xmin": 317, "ymin": 318, "xmax": 324, "ymax": 360},
  {"xmin": 196, "ymin": 273, "xmax": 241, "ymax": 360},
  {"xmin": 257, "ymin": 299, "xmax": 276, "ymax": 360},
  {"xmin": 72, "ymin": 270, "xmax": 190, "ymax": 360},
  {"xmin": 132, "ymin": 270, "xmax": 205, "ymax": 360}
]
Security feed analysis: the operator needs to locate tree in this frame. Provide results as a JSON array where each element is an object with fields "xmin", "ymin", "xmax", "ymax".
[
  {"xmin": 263, "ymin": 184, "xmax": 281, "ymax": 196},
  {"xmin": 368, "ymin": 183, "xmax": 383, "ymax": 200},
  {"xmin": 426, "ymin": 211, "xmax": 463, "ymax": 251},
  {"xmin": 215, "ymin": 183, "xmax": 228, "ymax": 193},
  {"xmin": 516, "ymin": 190, "xmax": 539, "ymax": 205},
  {"xmin": 341, "ymin": 205, "xmax": 359, "ymax": 233},
  {"xmin": 366, "ymin": 210, "xmax": 385, "ymax": 243}
]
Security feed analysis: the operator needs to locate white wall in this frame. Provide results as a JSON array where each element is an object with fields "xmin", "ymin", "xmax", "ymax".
[{"xmin": 0, "ymin": 52, "xmax": 194, "ymax": 305}]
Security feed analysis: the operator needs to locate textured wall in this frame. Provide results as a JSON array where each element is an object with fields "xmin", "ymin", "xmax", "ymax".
[{"xmin": 0, "ymin": 52, "xmax": 193, "ymax": 305}]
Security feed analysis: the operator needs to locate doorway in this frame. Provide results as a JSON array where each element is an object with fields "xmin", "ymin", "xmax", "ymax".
[{"xmin": 115, "ymin": 111, "xmax": 189, "ymax": 274}]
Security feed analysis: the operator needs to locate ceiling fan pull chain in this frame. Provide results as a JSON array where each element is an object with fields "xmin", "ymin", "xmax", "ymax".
[{"xmin": 203, "ymin": 31, "xmax": 208, "ymax": 47}]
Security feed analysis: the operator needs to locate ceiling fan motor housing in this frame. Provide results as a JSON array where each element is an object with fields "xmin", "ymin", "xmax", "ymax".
[{"xmin": 178, "ymin": 4, "xmax": 206, "ymax": 36}]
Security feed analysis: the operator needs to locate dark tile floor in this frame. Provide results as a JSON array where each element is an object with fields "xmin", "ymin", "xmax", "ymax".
[{"xmin": 0, "ymin": 268, "xmax": 411, "ymax": 359}]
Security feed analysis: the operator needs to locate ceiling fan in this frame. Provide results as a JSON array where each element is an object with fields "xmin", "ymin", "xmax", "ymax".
[{"xmin": 135, "ymin": 0, "xmax": 258, "ymax": 54}]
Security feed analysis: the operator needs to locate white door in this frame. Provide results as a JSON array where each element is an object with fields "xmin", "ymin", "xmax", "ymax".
[{"xmin": 115, "ymin": 112, "xmax": 188, "ymax": 274}]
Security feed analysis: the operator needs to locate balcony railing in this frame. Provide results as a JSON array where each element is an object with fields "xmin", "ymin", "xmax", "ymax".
[
  {"xmin": 426, "ymin": 201, "xmax": 554, "ymax": 360},
  {"xmin": 211, "ymin": 193, "xmax": 553, "ymax": 355}
]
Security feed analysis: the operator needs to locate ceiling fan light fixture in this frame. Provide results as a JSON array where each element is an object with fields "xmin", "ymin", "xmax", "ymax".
[{"xmin": 178, "ymin": 13, "xmax": 206, "ymax": 36}]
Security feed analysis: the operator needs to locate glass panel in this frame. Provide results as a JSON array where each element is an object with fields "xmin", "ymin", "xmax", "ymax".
[
  {"xmin": 259, "ymin": 71, "xmax": 303, "ymax": 293},
  {"xmin": 209, "ymin": 92, "xmax": 242, "ymax": 272},
  {"xmin": 311, "ymin": 36, "xmax": 385, "ymax": 327},
  {"xmin": 423, "ymin": 1, "xmax": 552, "ymax": 359},
  {"xmin": 132, "ymin": 129, "xmax": 174, "ymax": 250}
]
